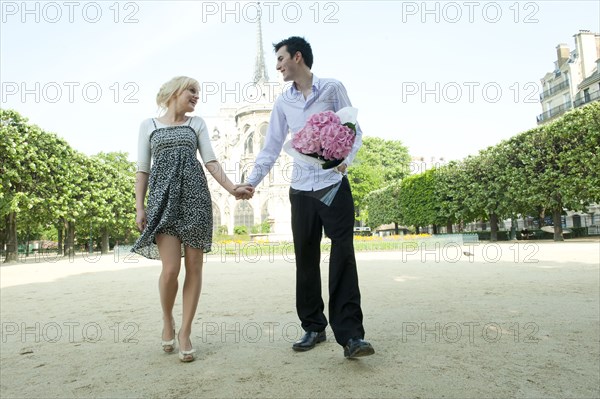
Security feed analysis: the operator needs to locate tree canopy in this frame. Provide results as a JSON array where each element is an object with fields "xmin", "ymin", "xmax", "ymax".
[
  {"xmin": 1, "ymin": 109, "xmax": 137, "ymax": 261},
  {"xmin": 364, "ymin": 102, "xmax": 600, "ymax": 241}
]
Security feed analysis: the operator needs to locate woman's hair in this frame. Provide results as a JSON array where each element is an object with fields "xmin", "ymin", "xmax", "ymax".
[{"xmin": 156, "ymin": 76, "xmax": 199, "ymax": 110}]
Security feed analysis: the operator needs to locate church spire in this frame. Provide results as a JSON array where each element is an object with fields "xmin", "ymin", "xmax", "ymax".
[{"xmin": 253, "ymin": 4, "xmax": 269, "ymax": 84}]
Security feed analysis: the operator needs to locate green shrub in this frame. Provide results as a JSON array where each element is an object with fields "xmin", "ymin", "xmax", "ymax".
[
  {"xmin": 234, "ymin": 225, "xmax": 248, "ymax": 235},
  {"xmin": 260, "ymin": 221, "xmax": 271, "ymax": 233}
]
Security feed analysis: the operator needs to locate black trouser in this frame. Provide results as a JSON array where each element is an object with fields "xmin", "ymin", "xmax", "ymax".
[{"xmin": 289, "ymin": 177, "xmax": 365, "ymax": 346}]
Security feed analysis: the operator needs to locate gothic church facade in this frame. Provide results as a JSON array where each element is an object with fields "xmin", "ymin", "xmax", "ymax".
[{"xmin": 203, "ymin": 21, "xmax": 294, "ymax": 239}]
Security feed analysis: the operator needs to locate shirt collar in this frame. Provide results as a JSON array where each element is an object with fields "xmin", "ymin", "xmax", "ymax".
[{"xmin": 290, "ymin": 74, "xmax": 320, "ymax": 95}]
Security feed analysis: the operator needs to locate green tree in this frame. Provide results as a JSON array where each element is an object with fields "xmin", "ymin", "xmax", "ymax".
[
  {"xmin": 461, "ymin": 145, "xmax": 517, "ymax": 241},
  {"xmin": 0, "ymin": 110, "xmax": 72, "ymax": 261},
  {"xmin": 349, "ymin": 137, "xmax": 411, "ymax": 221},
  {"xmin": 521, "ymin": 103, "xmax": 600, "ymax": 240},
  {"xmin": 397, "ymin": 169, "xmax": 438, "ymax": 233},
  {"xmin": 76, "ymin": 153, "xmax": 136, "ymax": 253},
  {"xmin": 1, "ymin": 109, "xmax": 141, "ymax": 261},
  {"xmin": 434, "ymin": 161, "xmax": 468, "ymax": 233},
  {"xmin": 364, "ymin": 180, "xmax": 402, "ymax": 232}
]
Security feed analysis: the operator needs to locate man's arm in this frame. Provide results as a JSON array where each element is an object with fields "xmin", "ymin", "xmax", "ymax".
[{"xmin": 246, "ymin": 100, "xmax": 288, "ymax": 187}]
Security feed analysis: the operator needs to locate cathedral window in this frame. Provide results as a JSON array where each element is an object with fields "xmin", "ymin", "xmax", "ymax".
[
  {"xmin": 245, "ymin": 132, "xmax": 254, "ymax": 155},
  {"xmin": 234, "ymin": 201, "xmax": 254, "ymax": 229}
]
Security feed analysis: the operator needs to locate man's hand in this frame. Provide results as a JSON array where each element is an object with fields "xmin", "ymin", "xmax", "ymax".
[
  {"xmin": 233, "ymin": 184, "xmax": 254, "ymax": 200},
  {"xmin": 335, "ymin": 163, "xmax": 347, "ymax": 174}
]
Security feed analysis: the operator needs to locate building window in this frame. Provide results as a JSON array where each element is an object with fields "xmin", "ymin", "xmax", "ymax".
[
  {"xmin": 234, "ymin": 201, "xmax": 254, "ymax": 229},
  {"xmin": 261, "ymin": 200, "xmax": 269, "ymax": 223},
  {"xmin": 245, "ymin": 132, "xmax": 254, "ymax": 155},
  {"xmin": 259, "ymin": 123, "xmax": 268, "ymax": 149}
]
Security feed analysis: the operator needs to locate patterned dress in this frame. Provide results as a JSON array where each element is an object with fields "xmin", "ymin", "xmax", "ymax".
[{"xmin": 131, "ymin": 119, "xmax": 212, "ymax": 259}]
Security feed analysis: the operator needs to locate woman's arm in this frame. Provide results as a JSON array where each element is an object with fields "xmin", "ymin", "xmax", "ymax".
[
  {"xmin": 205, "ymin": 161, "xmax": 253, "ymax": 199},
  {"xmin": 135, "ymin": 172, "xmax": 149, "ymax": 231}
]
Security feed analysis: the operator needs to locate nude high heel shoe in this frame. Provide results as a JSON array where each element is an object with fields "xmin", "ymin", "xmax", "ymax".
[
  {"xmin": 161, "ymin": 319, "xmax": 176, "ymax": 353},
  {"xmin": 177, "ymin": 331, "xmax": 196, "ymax": 362}
]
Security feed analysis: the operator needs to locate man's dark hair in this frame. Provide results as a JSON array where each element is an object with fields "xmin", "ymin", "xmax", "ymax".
[{"xmin": 273, "ymin": 36, "xmax": 313, "ymax": 69}]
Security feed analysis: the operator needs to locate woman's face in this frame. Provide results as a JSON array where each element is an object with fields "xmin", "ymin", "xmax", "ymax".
[{"xmin": 172, "ymin": 85, "xmax": 199, "ymax": 113}]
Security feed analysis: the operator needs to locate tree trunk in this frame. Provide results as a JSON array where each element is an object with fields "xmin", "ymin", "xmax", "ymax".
[
  {"xmin": 25, "ymin": 231, "xmax": 30, "ymax": 257},
  {"xmin": 415, "ymin": 226, "xmax": 420, "ymax": 234},
  {"xmin": 101, "ymin": 227, "xmax": 109, "ymax": 254},
  {"xmin": 4, "ymin": 212, "xmax": 18, "ymax": 263},
  {"xmin": 0, "ymin": 215, "xmax": 7, "ymax": 256},
  {"xmin": 394, "ymin": 222, "xmax": 399, "ymax": 235},
  {"xmin": 510, "ymin": 216, "xmax": 517, "ymax": 240},
  {"xmin": 552, "ymin": 207, "xmax": 564, "ymax": 242},
  {"xmin": 538, "ymin": 207, "xmax": 546, "ymax": 228},
  {"xmin": 446, "ymin": 221, "xmax": 453, "ymax": 234},
  {"xmin": 57, "ymin": 219, "xmax": 64, "ymax": 256},
  {"xmin": 64, "ymin": 221, "xmax": 75, "ymax": 257},
  {"xmin": 490, "ymin": 213, "xmax": 499, "ymax": 242},
  {"xmin": 432, "ymin": 224, "xmax": 438, "ymax": 234}
]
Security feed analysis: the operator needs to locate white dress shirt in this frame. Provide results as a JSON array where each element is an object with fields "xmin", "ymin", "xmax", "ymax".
[{"xmin": 246, "ymin": 74, "xmax": 363, "ymax": 191}]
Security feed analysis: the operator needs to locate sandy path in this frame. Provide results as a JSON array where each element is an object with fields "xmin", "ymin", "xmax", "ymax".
[{"xmin": 1, "ymin": 241, "xmax": 599, "ymax": 398}]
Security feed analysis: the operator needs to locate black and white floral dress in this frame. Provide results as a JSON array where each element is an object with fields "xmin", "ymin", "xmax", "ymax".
[{"xmin": 132, "ymin": 118, "xmax": 213, "ymax": 259}]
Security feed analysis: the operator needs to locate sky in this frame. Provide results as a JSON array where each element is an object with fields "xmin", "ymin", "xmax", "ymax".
[{"xmin": 1, "ymin": 0, "xmax": 599, "ymax": 165}]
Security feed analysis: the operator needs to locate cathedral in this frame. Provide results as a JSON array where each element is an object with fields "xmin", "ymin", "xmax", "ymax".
[{"xmin": 203, "ymin": 19, "xmax": 294, "ymax": 240}]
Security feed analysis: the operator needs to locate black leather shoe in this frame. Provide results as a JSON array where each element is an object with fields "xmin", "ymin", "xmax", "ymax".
[
  {"xmin": 344, "ymin": 338, "xmax": 374, "ymax": 358},
  {"xmin": 292, "ymin": 331, "xmax": 326, "ymax": 351}
]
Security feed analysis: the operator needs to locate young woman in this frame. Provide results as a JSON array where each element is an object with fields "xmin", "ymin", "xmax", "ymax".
[{"xmin": 132, "ymin": 76, "xmax": 252, "ymax": 362}]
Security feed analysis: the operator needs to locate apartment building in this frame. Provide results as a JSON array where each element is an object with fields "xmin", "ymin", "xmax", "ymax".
[{"xmin": 537, "ymin": 30, "xmax": 600, "ymax": 124}]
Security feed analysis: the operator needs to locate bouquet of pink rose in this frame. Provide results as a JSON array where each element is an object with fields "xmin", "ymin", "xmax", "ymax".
[{"xmin": 284, "ymin": 107, "xmax": 358, "ymax": 170}]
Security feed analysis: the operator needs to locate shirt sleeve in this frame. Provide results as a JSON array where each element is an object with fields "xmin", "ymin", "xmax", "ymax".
[
  {"xmin": 332, "ymin": 81, "xmax": 363, "ymax": 166},
  {"xmin": 246, "ymin": 98, "xmax": 288, "ymax": 187},
  {"xmin": 194, "ymin": 117, "xmax": 218, "ymax": 164},
  {"xmin": 137, "ymin": 119, "xmax": 151, "ymax": 173}
]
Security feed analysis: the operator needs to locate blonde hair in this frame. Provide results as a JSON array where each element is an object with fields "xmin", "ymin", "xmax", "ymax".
[{"xmin": 156, "ymin": 76, "xmax": 200, "ymax": 110}]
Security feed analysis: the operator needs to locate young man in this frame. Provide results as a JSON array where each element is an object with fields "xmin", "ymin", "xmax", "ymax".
[{"xmin": 244, "ymin": 36, "xmax": 374, "ymax": 358}]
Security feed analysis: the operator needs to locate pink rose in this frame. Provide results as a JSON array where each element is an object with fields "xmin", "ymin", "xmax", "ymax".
[{"xmin": 292, "ymin": 110, "xmax": 356, "ymax": 161}]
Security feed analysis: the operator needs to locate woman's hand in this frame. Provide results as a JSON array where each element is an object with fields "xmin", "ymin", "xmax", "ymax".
[
  {"xmin": 232, "ymin": 184, "xmax": 254, "ymax": 200},
  {"xmin": 136, "ymin": 209, "xmax": 147, "ymax": 232}
]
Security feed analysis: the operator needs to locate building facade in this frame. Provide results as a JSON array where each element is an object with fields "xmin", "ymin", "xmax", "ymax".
[
  {"xmin": 203, "ymin": 21, "xmax": 294, "ymax": 240},
  {"xmin": 537, "ymin": 30, "xmax": 600, "ymax": 124},
  {"xmin": 574, "ymin": 57, "xmax": 600, "ymax": 108}
]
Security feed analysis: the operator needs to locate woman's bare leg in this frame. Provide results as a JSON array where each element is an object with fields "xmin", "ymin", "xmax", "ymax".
[
  {"xmin": 178, "ymin": 246, "xmax": 204, "ymax": 358},
  {"xmin": 156, "ymin": 234, "xmax": 182, "ymax": 346}
]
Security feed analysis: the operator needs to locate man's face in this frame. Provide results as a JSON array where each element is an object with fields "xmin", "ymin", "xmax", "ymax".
[{"xmin": 276, "ymin": 46, "xmax": 296, "ymax": 82}]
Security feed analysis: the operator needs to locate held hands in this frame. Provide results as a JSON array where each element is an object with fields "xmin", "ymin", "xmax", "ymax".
[{"xmin": 232, "ymin": 184, "xmax": 254, "ymax": 200}]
